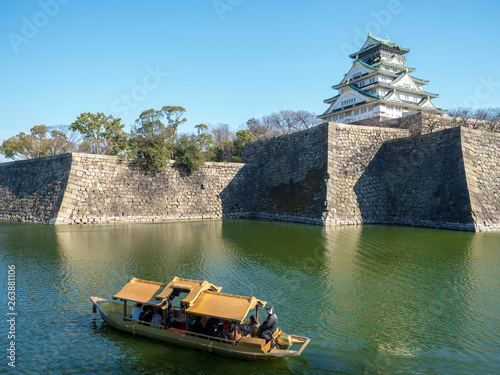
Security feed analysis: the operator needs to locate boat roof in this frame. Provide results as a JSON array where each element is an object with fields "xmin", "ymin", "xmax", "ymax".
[
  {"xmin": 112, "ymin": 276, "xmax": 265, "ymax": 322},
  {"xmin": 155, "ymin": 276, "xmax": 222, "ymax": 306},
  {"xmin": 186, "ymin": 290, "xmax": 266, "ymax": 323},
  {"xmin": 112, "ymin": 278, "xmax": 168, "ymax": 306}
]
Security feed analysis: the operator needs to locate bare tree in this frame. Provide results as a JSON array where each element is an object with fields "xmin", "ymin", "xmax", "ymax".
[
  {"xmin": 267, "ymin": 110, "xmax": 298, "ymax": 135},
  {"xmin": 48, "ymin": 124, "xmax": 82, "ymax": 151},
  {"xmin": 210, "ymin": 123, "xmax": 235, "ymax": 146},
  {"xmin": 484, "ymin": 108, "xmax": 500, "ymax": 132},
  {"xmin": 294, "ymin": 110, "xmax": 322, "ymax": 130},
  {"xmin": 448, "ymin": 108, "xmax": 473, "ymax": 128},
  {"xmin": 246, "ymin": 118, "xmax": 278, "ymax": 140},
  {"xmin": 471, "ymin": 108, "xmax": 490, "ymax": 129},
  {"xmin": 422, "ymin": 113, "xmax": 443, "ymax": 133},
  {"xmin": 261, "ymin": 109, "xmax": 320, "ymax": 135}
]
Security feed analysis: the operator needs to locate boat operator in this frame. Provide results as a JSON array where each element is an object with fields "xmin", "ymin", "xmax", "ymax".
[{"xmin": 258, "ymin": 306, "xmax": 278, "ymax": 343}]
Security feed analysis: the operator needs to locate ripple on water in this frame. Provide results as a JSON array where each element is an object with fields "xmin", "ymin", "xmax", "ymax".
[{"xmin": 1, "ymin": 222, "xmax": 499, "ymax": 374}]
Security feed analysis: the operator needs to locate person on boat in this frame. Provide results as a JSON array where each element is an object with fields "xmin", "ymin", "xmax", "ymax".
[
  {"xmin": 164, "ymin": 304, "xmax": 178, "ymax": 328},
  {"xmin": 139, "ymin": 305, "xmax": 154, "ymax": 322},
  {"xmin": 190, "ymin": 316, "xmax": 205, "ymax": 334},
  {"xmin": 227, "ymin": 322, "xmax": 241, "ymax": 341},
  {"xmin": 258, "ymin": 306, "xmax": 278, "ymax": 343},
  {"xmin": 151, "ymin": 307, "xmax": 163, "ymax": 326},
  {"xmin": 214, "ymin": 323, "xmax": 227, "ymax": 339},
  {"xmin": 173, "ymin": 305, "xmax": 187, "ymax": 327},
  {"xmin": 131, "ymin": 303, "xmax": 143, "ymax": 320},
  {"xmin": 238, "ymin": 315, "xmax": 259, "ymax": 337},
  {"xmin": 204, "ymin": 317, "xmax": 219, "ymax": 336}
]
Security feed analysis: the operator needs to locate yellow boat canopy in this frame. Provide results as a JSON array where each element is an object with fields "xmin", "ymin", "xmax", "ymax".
[
  {"xmin": 156, "ymin": 276, "xmax": 222, "ymax": 306},
  {"xmin": 112, "ymin": 277, "xmax": 266, "ymax": 322},
  {"xmin": 112, "ymin": 278, "xmax": 168, "ymax": 306},
  {"xmin": 186, "ymin": 291, "xmax": 266, "ymax": 323}
]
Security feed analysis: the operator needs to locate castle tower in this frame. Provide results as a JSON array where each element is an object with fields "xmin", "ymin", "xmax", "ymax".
[{"xmin": 319, "ymin": 33, "xmax": 445, "ymax": 124}]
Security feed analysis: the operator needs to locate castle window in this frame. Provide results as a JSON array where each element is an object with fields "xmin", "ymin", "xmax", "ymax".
[{"xmin": 341, "ymin": 98, "xmax": 355, "ymax": 106}]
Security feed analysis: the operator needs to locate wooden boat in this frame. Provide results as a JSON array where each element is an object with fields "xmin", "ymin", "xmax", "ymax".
[{"xmin": 90, "ymin": 277, "xmax": 310, "ymax": 360}]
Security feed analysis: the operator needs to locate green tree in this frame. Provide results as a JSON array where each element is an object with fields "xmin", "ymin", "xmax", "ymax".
[
  {"xmin": 0, "ymin": 125, "xmax": 76, "ymax": 160},
  {"xmin": 174, "ymin": 135, "xmax": 205, "ymax": 172},
  {"xmin": 70, "ymin": 112, "xmax": 124, "ymax": 155},
  {"xmin": 162, "ymin": 105, "xmax": 187, "ymax": 136},
  {"xmin": 133, "ymin": 106, "xmax": 186, "ymax": 140},
  {"xmin": 133, "ymin": 136, "xmax": 172, "ymax": 172},
  {"xmin": 231, "ymin": 130, "xmax": 257, "ymax": 162},
  {"xmin": 129, "ymin": 106, "xmax": 187, "ymax": 171},
  {"xmin": 211, "ymin": 140, "xmax": 234, "ymax": 162},
  {"xmin": 194, "ymin": 123, "xmax": 213, "ymax": 151}
]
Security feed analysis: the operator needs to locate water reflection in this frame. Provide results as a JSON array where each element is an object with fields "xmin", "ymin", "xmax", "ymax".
[
  {"xmin": 0, "ymin": 221, "xmax": 499, "ymax": 374},
  {"xmin": 54, "ymin": 221, "xmax": 240, "ymax": 292},
  {"xmin": 337, "ymin": 227, "xmax": 478, "ymax": 372}
]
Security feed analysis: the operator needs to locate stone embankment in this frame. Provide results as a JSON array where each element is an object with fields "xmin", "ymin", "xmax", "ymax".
[
  {"xmin": 0, "ymin": 153, "xmax": 252, "ymax": 225},
  {"xmin": 0, "ymin": 154, "xmax": 72, "ymax": 224},
  {"xmin": 242, "ymin": 124, "xmax": 329, "ymax": 225},
  {"xmin": 55, "ymin": 154, "xmax": 253, "ymax": 224},
  {"xmin": 0, "ymin": 123, "xmax": 498, "ymax": 231}
]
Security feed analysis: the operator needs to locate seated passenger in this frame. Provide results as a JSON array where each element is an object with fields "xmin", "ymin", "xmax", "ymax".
[
  {"xmin": 191, "ymin": 316, "xmax": 205, "ymax": 334},
  {"xmin": 151, "ymin": 307, "xmax": 163, "ymax": 325},
  {"xmin": 204, "ymin": 317, "xmax": 219, "ymax": 336},
  {"xmin": 165, "ymin": 306, "xmax": 174, "ymax": 328},
  {"xmin": 238, "ymin": 315, "xmax": 259, "ymax": 337},
  {"xmin": 139, "ymin": 305, "xmax": 154, "ymax": 322},
  {"xmin": 174, "ymin": 305, "xmax": 187, "ymax": 323},
  {"xmin": 227, "ymin": 322, "xmax": 241, "ymax": 341},
  {"xmin": 131, "ymin": 303, "xmax": 143, "ymax": 320},
  {"xmin": 214, "ymin": 323, "xmax": 227, "ymax": 339}
]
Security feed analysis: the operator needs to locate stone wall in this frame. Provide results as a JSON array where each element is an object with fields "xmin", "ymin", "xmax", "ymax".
[
  {"xmin": 54, "ymin": 153, "xmax": 251, "ymax": 224},
  {"xmin": 325, "ymin": 123, "xmax": 409, "ymax": 225},
  {"xmin": 242, "ymin": 124, "xmax": 329, "ymax": 224},
  {"xmin": 0, "ymin": 154, "xmax": 72, "ymax": 224},
  {"xmin": 461, "ymin": 128, "xmax": 500, "ymax": 231},
  {"xmin": 383, "ymin": 127, "xmax": 473, "ymax": 230},
  {"xmin": 0, "ymin": 123, "xmax": 498, "ymax": 232},
  {"xmin": 0, "ymin": 153, "xmax": 251, "ymax": 225}
]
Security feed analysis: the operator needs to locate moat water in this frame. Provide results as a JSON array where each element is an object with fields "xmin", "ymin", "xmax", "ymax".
[{"xmin": 1, "ymin": 220, "xmax": 499, "ymax": 374}]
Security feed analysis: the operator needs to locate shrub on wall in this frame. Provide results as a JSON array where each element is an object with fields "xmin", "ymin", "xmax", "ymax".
[
  {"xmin": 175, "ymin": 135, "xmax": 205, "ymax": 172},
  {"xmin": 134, "ymin": 136, "xmax": 173, "ymax": 172}
]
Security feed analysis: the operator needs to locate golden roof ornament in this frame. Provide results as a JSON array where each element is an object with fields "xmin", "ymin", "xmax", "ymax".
[
  {"xmin": 386, "ymin": 36, "xmax": 389, "ymax": 41},
  {"xmin": 355, "ymin": 54, "xmax": 358, "ymax": 60},
  {"xmin": 368, "ymin": 31, "xmax": 371, "ymax": 36}
]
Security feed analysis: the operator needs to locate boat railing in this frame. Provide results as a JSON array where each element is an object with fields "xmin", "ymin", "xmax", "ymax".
[
  {"xmin": 183, "ymin": 330, "xmax": 236, "ymax": 346},
  {"xmin": 122, "ymin": 317, "xmax": 238, "ymax": 346},
  {"xmin": 123, "ymin": 317, "xmax": 165, "ymax": 330}
]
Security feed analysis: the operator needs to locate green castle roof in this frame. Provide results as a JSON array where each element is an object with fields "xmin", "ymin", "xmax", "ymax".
[{"xmin": 349, "ymin": 35, "xmax": 410, "ymax": 59}]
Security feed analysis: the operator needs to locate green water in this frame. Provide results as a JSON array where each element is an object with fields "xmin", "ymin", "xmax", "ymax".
[{"xmin": 0, "ymin": 220, "xmax": 499, "ymax": 374}]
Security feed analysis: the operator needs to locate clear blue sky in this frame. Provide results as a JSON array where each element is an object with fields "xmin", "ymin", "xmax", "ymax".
[{"xmin": 1, "ymin": 0, "xmax": 499, "ymax": 142}]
